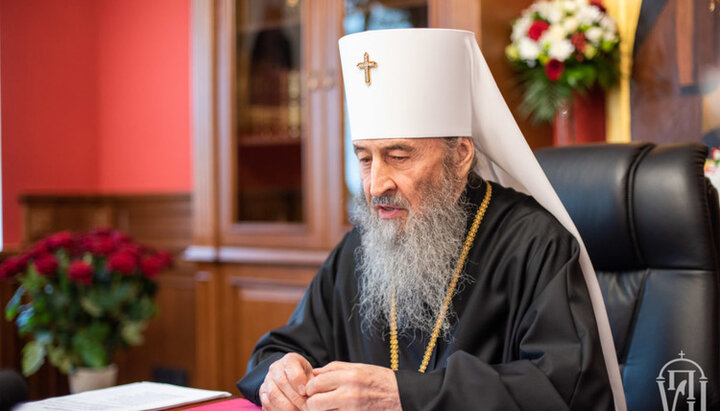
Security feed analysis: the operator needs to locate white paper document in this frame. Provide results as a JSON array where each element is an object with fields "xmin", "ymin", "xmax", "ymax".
[{"xmin": 13, "ymin": 381, "xmax": 232, "ymax": 411}]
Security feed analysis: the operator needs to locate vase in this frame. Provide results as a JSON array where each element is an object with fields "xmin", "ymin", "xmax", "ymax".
[
  {"xmin": 68, "ymin": 364, "xmax": 118, "ymax": 393},
  {"xmin": 553, "ymin": 88, "xmax": 607, "ymax": 146}
]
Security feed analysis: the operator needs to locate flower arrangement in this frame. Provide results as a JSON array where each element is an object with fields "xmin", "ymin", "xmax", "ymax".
[
  {"xmin": 505, "ymin": 0, "xmax": 621, "ymax": 123},
  {"xmin": 1, "ymin": 228, "xmax": 172, "ymax": 376},
  {"xmin": 705, "ymin": 148, "xmax": 720, "ymax": 190}
]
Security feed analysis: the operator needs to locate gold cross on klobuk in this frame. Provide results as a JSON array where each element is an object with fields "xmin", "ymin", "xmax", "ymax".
[{"xmin": 357, "ymin": 52, "xmax": 378, "ymax": 85}]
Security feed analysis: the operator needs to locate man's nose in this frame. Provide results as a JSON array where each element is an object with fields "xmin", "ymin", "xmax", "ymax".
[{"xmin": 369, "ymin": 160, "xmax": 397, "ymax": 198}]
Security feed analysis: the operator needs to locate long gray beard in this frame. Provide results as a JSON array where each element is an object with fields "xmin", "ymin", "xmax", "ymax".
[{"xmin": 351, "ymin": 172, "xmax": 470, "ymax": 340}]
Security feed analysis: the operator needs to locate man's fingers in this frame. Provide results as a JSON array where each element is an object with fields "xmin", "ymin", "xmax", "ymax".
[
  {"xmin": 269, "ymin": 362, "xmax": 306, "ymax": 409},
  {"xmin": 262, "ymin": 378, "xmax": 299, "ymax": 411},
  {"xmin": 312, "ymin": 361, "xmax": 346, "ymax": 375},
  {"xmin": 284, "ymin": 365, "xmax": 308, "ymax": 396},
  {"xmin": 304, "ymin": 389, "xmax": 342, "ymax": 411},
  {"xmin": 304, "ymin": 371, "xmax": 346, "ymax": 396},
  {"xmin": 282, "ymin": 354, "xmax": 313, "ymax": 395}
]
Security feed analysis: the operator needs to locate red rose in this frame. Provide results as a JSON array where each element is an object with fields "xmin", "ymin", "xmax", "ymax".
[
  {"xmin": 589, "ymin": 0, "xmax": 606, "ymax": 12},
  {"xmin": 107, "ymin": 251, "xmax": 137, "ymax": 275},
  {"xmin": 156, "ymin": 251, "xmax": 173, "ymax": 268},
  {"xmin": 47, "ymin": 231, "xmax": 75, "ymax": 250},
  {"xmin": 28, "ymin": 241, "xmax": 50, "ymax": 259},
  {"xmin": 0, "ymin": 256, "xmax": 27, "ymax": 279},
  {"xmin": 111, "ymin": 231, "xmax": 131, "ymax": 245},
  {"xmin": 527, "ymin": 20, "xmax": 550, "ymax": 41},
  {"xmin": 90, "ymin": 227, "xmax": 113, "ymax": 237},
  {"xmin": 117, "ymin": 243, "xmax": 142, "ymax": 258},
  {"xmin": 68, "ymin": 261, "xmax": 94, "ymax": 286},
  {"xmin": 34, "ymin": 254, "xmax": 58, "ymax": 276},
  {"xmin": 544, "ymin": 59, "xmax": 565, "ymax": 81},
  {"xmin": 571, "ymin": 32, "xmax": 586, "ymax": 54},
  {"xmin": 140, "ymin": 255, "xmax": 165, "ymax": 279},
  {"xmin": 90, "ymin": 236, "xmax": 116, "ymax": 255}
]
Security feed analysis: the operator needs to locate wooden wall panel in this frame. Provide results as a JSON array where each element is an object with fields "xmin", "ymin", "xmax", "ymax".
[
  {"xmin": 214, "ymin": 265, "xmax": 315, "ymax": 393},
  {"xmin": 115, "ymin": 269, "xmax": 197, "ymax": 386},
  {"xmin": 194, "ymin": 265, "xmax": 223, "ymax": 390}
]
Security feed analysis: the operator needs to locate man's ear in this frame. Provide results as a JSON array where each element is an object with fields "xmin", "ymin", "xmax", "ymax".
[{"xmin": 455, "ymin": 137, "xmax": 475, "ymax": 178}]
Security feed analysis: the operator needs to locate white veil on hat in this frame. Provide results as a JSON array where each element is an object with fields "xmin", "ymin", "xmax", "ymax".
[{"xmin": 339, "ymin": 28, "xmax": 626, "ymax": 410}]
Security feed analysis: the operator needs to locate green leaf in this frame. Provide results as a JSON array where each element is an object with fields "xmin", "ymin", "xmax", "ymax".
[
  {"xmin": 22, "ymin": 341, "xmax": 46, "ymax": 376},
  {"xmin": 57, "ymin": 249, "xmax": 70, "ymax": 271},
  {"xmin": 34, "ymin": 330, "xmax": 53, "ymax": 345},
  {"xmin": 139, "ymin": 297, "xmax": 157, "ymax": 319},
  {"xmin": 16, "ymin": 305, "xmax": 35, "ymax": 334},
  {"xmin": 5, "ymin": 285, "xmax": 24, "ymax": 321},
  {"xmin": 87, "ymin": 322, "xmax": 110, "ymax": 341},
  {"xmin": 72, "ymin": 331, "xmax": 107, "ymax": 368},
  {"xmin": 47, "ymin": 345, "xmax": 73, "ymax": 374},
  {"xmin": 80, "ymin": 296, "xmax": 102, "ymax": 317},
  {"xmin": 121, "ymin": 321, "xmax": 147, "ymax": 345},
  {"xmin": 109, "ymin": 282, "xmax": 133, "ymax": 308},
  {"xmin": 21, "ymin": 267, "xmax": 46, "ymax": 293}
]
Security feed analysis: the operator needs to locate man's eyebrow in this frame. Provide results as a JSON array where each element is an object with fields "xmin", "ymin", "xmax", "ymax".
[
  {"xmin": 383, "ymin": 144, "xmax": 415, "ymax": 152},
  {"xmin": 353, "ymin": 144, "xmax": 367, "ymax": 153}
]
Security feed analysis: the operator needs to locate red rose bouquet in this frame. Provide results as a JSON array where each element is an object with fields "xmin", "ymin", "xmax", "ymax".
[
  {"xmin": 506, "ymin": 0, "xmax": 621, "ymax": 123},
  {"xmin": 1, "ymin": 228, "xmax": 172, "ymax": 376}
]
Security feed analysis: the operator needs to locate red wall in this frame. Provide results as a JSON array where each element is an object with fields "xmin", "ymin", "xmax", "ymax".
[
  {"xmin": 96, "ymin": 0, "xmax": 191, "ymax": 192},
  {"xmin": 0, "ymin": 0, "xmax": 191, "ymax": 248},
  {"xmin": 0, "ymin": 0, "xmax": 100, "ymax": 249}
]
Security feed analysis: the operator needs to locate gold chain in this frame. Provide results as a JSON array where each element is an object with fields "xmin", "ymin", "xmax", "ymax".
[{"xmin": 390, "ymin": 180, "xmax": 492, "ymax": 372}]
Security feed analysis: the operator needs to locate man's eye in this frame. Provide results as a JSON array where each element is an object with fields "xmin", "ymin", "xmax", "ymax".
[
  {"xmin": 359, "ymin": 157, "xmax": 372, "ymax": 164},
  {"xmin": 390, "ymin": 156, "xmax": 408, "ymax": 161}
]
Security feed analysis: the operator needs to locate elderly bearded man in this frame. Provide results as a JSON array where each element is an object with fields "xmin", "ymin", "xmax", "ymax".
[{"xmin": 237, "ymin": 29, "xmax": 625, "ymax": 410}]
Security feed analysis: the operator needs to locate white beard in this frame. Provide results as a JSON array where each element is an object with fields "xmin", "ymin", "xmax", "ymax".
[{"xmin": 351, "ymin": 168, "xmax": 470, "ymax": 340}]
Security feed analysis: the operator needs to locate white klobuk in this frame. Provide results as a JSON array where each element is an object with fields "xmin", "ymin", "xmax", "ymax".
[{"xmin": 339, "ymin": 28, "xmax": 626, "ymax": 410}]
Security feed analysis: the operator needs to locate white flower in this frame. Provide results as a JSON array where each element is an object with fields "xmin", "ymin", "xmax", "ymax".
[
  {"xmin": 546, "ymin": 7, "xmax": 564, "ymax": 24},
  {"xmin": 512, "ymin": 16, "xmax": 533, "ymax": 42},
  {"xmin": 518, "ymin": 37, "xmax": 541, "ymax": 61},
  {"xmin": 540, "ymin": 24, "xmax": 567, "ymax": 47},
  {"xmin": 548, "ymin": 39, "xmax": 575, "ymax": 61},
  {"xmin": 585, "ymin": 26, "xmax": 603, "ymax": 44},
  {"xmin": 603, "ymin": 30, "xmax": 618, "ymax": 43},
  {"xmin": 563, "ymin": 17, "xmax": 579, "ymax": 33},
  {"xmin": 600, "ymin": 16, "xmax": 617, "ymax": 33},
  {"xmin": 533, "ymin": 2, "xmax": 557, "ymax": 21},
  {"xmin": 563, "ymin": 0, "xmax": 579, "ymax": 14},
  {"xmin": 576, "ymin": 4, "xmax": 603, "ymax": 25}
]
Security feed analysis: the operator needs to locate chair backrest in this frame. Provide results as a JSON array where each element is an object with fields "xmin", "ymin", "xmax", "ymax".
[
  {"xmin": 536, "ymin": 142, "xmax": 720, "ymax": 410},
  {"xmin": 0, "ymin": 369, "xmax": 28, "ymax": 410}
]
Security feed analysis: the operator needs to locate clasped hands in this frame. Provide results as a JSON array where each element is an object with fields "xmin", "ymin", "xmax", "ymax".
[{"xmin": 259, "ymin": 353, "xmax": 401, "ymax": 411}]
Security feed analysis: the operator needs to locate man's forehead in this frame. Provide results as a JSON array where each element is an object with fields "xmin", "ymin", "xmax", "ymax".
[{"xmin": 353, "ymin": 138, "xmax": 443, "ymax": 151}]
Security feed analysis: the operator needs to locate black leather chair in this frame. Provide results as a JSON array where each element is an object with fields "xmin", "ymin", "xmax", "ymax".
[
  {"xmin": 536, "ymin": 143, "xmax": 720, "ymax": 411},
  {"xmin": 0, "ymin": 369, "xmax": 28, "ymax": 411}
]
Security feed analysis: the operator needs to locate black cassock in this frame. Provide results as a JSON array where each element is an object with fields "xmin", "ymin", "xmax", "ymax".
[{"xmin": 237, "ymin": 177, "xmax": 613, "ymax": 410}]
